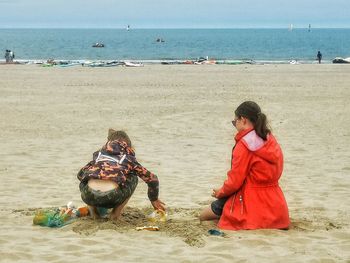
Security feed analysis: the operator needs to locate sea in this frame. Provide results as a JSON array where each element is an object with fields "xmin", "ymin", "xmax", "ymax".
[{"xmin": 0, "ymin": 28, "xmax": 349, "ymax": 63}]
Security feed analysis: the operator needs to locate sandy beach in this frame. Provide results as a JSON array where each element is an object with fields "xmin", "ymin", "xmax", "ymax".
[{"xmin": 0, "ymin": 64, "xmax": 349, "ymax": 262}]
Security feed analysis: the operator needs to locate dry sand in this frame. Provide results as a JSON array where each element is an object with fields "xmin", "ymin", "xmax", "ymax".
[{"xmin": 0, "ymin": 64, "xmax": 349, "ymax": 262}]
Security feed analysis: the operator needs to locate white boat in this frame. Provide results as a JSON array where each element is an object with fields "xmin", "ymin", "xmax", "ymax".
[
  {"xmin": 123, "ymin": 61, "xmax": 144, "ymax": 67},
  {"xmin": 92, "ymin": 43, "xmax": 105, "ymax": 48},
  {"xmin": 332, "ymin": 57, "xmax": 350, "ymax": 63}
]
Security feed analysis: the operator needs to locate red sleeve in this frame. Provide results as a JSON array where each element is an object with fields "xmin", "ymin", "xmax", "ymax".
[{"xmin": 216, "ymin": 142, "xmax": 251, "ymax": 198}]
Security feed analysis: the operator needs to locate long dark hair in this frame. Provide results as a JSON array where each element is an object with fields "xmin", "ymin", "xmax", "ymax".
[{"xmin": 234, "ymin": 101, "xmax": 271, "ymax": 140}]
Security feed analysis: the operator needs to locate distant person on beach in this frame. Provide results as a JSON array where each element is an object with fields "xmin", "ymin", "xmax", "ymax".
[
  {"xmin": 10, "ymin": 51, "xmax": 15, "ymax": 62},
  {"xmin": 317, "ymin": 51, "xmax": 322, "ymax": 64},
  {"xmin": 4, "ymin": 50, "xmax": 10, "ymax": 63},
  {"xmin": 77, "ymin": 129, "xmax": 165, "ymax": 220},
  {"xmin": 199, "ymin": 101, "xmax": 290, "ymax": 230}
]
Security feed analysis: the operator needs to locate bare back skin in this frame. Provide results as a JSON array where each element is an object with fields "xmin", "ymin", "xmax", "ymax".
[{"xmin": 88, "ymin": 179, "xmax": 119, "ymax": 192}]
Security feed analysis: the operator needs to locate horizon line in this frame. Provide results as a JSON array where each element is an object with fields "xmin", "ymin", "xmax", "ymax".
[{"xmin": 1, "ymin": 26, "xmax": 350, "ymax": 29}]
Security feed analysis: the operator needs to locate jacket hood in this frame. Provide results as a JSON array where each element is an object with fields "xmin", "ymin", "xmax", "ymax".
[
  {"xmin": 102, "ymin": 140, "xmax": 135, "ymax": 156},
  {"xmin": 240, "ymin": 130, "xmax": 282, "ymax": 164},
  {"xmin": 255, "ymin": 135, "xmax": 282, "ymax": 164}
]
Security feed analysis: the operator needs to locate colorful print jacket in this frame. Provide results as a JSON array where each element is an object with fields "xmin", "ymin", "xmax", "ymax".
[{"xmin": 77, "ymin": 140, "xmax": 159, "ymax": 201}]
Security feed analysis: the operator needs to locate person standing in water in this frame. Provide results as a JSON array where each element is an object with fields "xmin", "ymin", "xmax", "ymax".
[{"xmin": 317, "ymin": 51, "xmax": 322, "ymax": 64}]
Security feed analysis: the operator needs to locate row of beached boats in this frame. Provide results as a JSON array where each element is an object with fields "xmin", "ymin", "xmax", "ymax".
[
  {"xmin": 39, "ymin": 59, "xmax": 251, "ymax": 67},
  {"xmin": 40, "ymin": 60, "xmax": 144, "ymax": 67},
  {"xmin": 9, "ymin": 56, "xmax": 350, "ymax": 67}
]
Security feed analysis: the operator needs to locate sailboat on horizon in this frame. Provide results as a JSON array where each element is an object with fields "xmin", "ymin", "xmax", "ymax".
[{"xmin": 288, "ymin": 23, "xmax": 293, "ymax": 31}]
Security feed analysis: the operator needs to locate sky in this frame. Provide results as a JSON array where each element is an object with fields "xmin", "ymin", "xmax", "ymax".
[{"xmin": 0, "ymin": 0, "xmax": 349, "ymax": 28}]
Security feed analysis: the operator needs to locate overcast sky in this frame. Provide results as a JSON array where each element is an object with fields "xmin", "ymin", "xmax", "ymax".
[{"xmin": 0, "ymin": 0, "xmax": 349, "ymax": 28}]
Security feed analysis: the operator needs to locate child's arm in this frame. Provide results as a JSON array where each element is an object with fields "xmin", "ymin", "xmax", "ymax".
[
  {"xmin": 132, "ymin": 162, "xmax": 166, "ymax": 211},
  {"xmin": 133, "ymin": 163, "xmax": 159, "ymax": 201}
]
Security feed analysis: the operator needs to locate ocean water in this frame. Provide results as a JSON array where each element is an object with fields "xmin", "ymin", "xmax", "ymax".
[{"xmin": 0, "ymin": 28, "xmax": 349, "ymax": 62}]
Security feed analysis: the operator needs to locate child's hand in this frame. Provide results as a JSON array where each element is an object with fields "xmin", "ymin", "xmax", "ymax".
[{"xmin": 151, "ymin": 199, "xmax": 166, "ymax": 211}]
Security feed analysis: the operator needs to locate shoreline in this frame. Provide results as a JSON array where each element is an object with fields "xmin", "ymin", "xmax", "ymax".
[{"xmin": 0, "ymin": 58, "xmax": 343, "ymax": 65}]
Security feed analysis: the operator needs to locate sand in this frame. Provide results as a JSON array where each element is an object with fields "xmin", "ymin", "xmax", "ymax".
[{"xmin": 0, "ymin": 64, "xmax": 349, "ymax": 262}]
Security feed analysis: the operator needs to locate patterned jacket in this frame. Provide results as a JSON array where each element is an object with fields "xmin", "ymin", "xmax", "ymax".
[{"xmin": 77, "ymin": 140, "xmax": 159, "ymax": 201}]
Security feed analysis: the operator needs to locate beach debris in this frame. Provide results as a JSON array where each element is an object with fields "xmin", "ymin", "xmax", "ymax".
[{"xmin": 136, "ymin": 226, "xmax": 160, "ymax": 231}]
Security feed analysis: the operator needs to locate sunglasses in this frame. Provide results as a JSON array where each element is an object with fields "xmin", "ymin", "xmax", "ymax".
[{"xmin": 232, "ymin": 117, "xmax": 240, "ymax": 127}]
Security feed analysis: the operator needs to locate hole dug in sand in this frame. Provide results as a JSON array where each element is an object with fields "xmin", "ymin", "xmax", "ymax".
[{"xmin": 71, "ymin": 207, "xmax": 215, "ymax": 247}]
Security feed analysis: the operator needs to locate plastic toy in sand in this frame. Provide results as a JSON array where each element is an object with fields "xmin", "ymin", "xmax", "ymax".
[
  {"xmin": 147, "ymin": 209, "xmax": 167, "ymax": 223},
  {"xmin": 136, "ymin": 226, "xmax": 160, "ymax": 231},
  {"xmin": 33, "ymin": 202, "xmax": 90, "ymax": 228}
]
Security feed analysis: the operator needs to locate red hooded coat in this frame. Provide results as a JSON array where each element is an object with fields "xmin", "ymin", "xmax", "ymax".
[{"xmin": 216, "ymin": 128, "xmax": 290, "ymax": 230}]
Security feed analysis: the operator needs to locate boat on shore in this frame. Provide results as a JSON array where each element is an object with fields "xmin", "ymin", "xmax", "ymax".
[
  {"xmin": 83, "ymin": 61, "xmax": 122, "ymax": 67},
  {"xmin": 123, "ymin": 61, "xmax": 144, "ymax": 67},
  {"xmin": 332, "ymin": 57, "xmax": 350, "ymax": 64}
]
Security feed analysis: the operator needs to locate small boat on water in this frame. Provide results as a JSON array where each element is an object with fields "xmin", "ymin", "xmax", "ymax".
[
  {"xmin": 289, "ymin": 23, "xmax": 293, "ymax": 31},
  {"xmin": 92, "ymin": 43, "xmax": 105, "ymax": 48}
]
